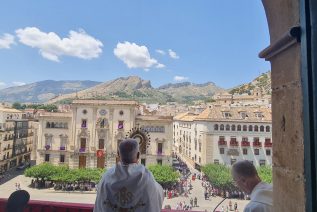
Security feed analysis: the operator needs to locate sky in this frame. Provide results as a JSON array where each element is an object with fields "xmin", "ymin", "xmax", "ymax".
[{"xmin": 0, "ymin": 1, "xmax": 270, "ymax": 89}]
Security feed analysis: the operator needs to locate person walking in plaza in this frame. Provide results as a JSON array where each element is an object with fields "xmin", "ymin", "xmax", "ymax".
[
  {"xmin": 232, "ymin": 160, "xmax": 273, "ymax": 212},
  {"xmin": 229, "ymin": 200, "xmax": 232, "ymax": 210},
  {"xmin": 234, "ymin": 202, "xmax": 238, "ymax": 210},
  {"xmin": 94, "ymin": 139, "xmax": 164, "ymax": 212},
  {"xmin": 194, "ymin": 196, "xmax": 198, "ymax": 207},
  {"xmin": 190, "ymin": 197, "xmax": 193, "ymax": 207}
]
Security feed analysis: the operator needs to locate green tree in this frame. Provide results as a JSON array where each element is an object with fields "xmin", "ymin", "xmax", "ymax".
[
  {"xmin": 202, "ymin": 164, "xmax": 234, "ymax": 190},
  {"xmin": 257, "ymin": 166, "xmax": 272, "ymax": 183},
  {"xmin": 148, "ymin": 165, "xmax": 179, "ymax": 187}
]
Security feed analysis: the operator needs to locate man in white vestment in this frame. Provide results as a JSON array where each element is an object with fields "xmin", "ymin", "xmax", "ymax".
[
  {"xmin": 94, "ymin": 139, "xmax": 164, "ymax": 212},
  {"xmin": 232, "ymin": 160, "xmax": 273, "ymax": 212}
]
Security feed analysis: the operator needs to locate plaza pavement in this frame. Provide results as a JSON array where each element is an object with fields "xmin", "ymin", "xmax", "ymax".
[{"xmin": 0, "ymin": 172, "xmax": 249, "ymax": 211}]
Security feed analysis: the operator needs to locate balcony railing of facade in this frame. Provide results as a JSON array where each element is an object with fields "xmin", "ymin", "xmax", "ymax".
[
  {"xmin": 253, "ymin": 141, "xmax": 262, "ymax": 147},
  {"xmin": 44, "ymin": 145, "xmax": 50, "ymax": 150},
  {"xmin": 241, "ymin": 141, "xmax": 251, "ymax": 147},
  {"xmin": 264, "ymin": 141, "xmax": 273, "ymax": 148},
  {"xmin": 218, "ymin": 140, "xmax": 227, "ymax": 146},
  {"xmin": 0, "ymin": 199, "xmax": 197, "ymax": 212},
  {"xmin": 60, "ymin": 146, "xmax": 66, "ymax": 151},
  {"xmin": 229, "ymin": 140, "xmax": 239, "ymax": 147},
  {"xmin": 79, "ymin": 147, "xmax": 86, "ymax": 153}
]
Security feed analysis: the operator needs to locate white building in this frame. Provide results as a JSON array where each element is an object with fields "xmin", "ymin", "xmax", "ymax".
[
  {"xmin": 36, "ymin": 100, "xmax": 173, "ymax": 168},
  {"xmin": 174, "ymin": 105, "xmax": 272, "ymax": 168}
]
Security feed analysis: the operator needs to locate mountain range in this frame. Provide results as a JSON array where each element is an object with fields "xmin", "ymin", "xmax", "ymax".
[{"xmin": 0, "ymin": 72, "xmax": 271, "ymax": 104}]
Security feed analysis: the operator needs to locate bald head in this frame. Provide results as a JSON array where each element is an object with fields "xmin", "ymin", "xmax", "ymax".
[
  {"xmin": 118, "ymin": 139, "xmax": 140, "ymax": 164},
  {"xmin": 232, "ymin": 160, "xmax": 258, "ymax": 178}
]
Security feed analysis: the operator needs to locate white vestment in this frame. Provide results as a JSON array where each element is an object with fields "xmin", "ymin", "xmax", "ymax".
[
  {"xmin": 94, "ymin": 163, "xmax": 163, "ymax": 212},
  {"xmin": 244, "ymin": 182, "xmax": 273, "ymax": 212}
]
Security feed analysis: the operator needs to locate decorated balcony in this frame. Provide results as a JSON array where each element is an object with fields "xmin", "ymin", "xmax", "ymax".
[
  {"xmin": 218, "ymin": 140, "xmax": 227, "ymax": 146},
  {"xmin": 44, "ymin": 145, "xmax": 50, "ymax": 150},
  {"xmin": 264, "ymin": 140, "xmax": 273, "ymax": 147},
  {"xmin": 253, "ymin": 141, "xmax": 262, "ymax": 147},
  {"xmin": 229, "ymin": 140, "xmax": 239, "ymax": 147},
  {"xmin": 60, "ymin": 146, "xmax": 66, "ymax": 151},
  {"xmin": 157, "ymin": 151, "xmax": 163, "ymax": 155},
  {"xmin": 241, "ymin": 141, "xmax": 250, "ymax": 147},
  {"xmin": 79, "ymin": 147, "xmax": 86, "ymax": 153}
]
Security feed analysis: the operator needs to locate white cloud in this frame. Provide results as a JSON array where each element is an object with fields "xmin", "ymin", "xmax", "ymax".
[
  {"xmin": 156, "ymin": 49, "xmax": 165, "ymax": 55},
  {"xmin": 114, "ymin": 41, "xmax": 165, "ymax": 70},
  {"xmin": 174, "ymin": 76, "xmax": 189, "ymax": 82},
  {"xmin": 0, "ymin": 82, "xmax": 6, "ymax": 88},
  {"xmin": 0, "ymin": 33, "xmax": 15, "ymax": 49},
  {"xmin": 168, "ymin": 49, "xmax": 179, "ymax": 59},
  {"xmin": 15, "ymin": 27, "xmax": 103, "ymax": 62},
  {"xmin": 12, "ymin": 81, "xmax": 26, "ymax": 86}
]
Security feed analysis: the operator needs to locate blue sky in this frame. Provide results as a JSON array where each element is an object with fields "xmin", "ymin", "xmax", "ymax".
[{"xmin": 0, "ymin": 1, "xmax": 270, "ymax": 89}]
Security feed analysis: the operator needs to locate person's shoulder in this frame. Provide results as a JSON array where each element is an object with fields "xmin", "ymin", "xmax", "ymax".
[{"xmin": 244, "ymin": 201, "xmax": 273, "ymax": 212}]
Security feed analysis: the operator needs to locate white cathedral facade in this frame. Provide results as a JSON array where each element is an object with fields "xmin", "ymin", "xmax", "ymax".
[{"xmin": 36, "ymin": 100, "xmax": 173, "ymax": 169}]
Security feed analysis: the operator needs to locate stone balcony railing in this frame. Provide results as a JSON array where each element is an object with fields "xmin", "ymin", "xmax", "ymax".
[{"xmin": 218, "ymin": 140, "xmax": 227, "ymax": 146}]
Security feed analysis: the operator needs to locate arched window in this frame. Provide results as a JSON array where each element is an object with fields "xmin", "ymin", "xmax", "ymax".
[
  {"xmin": 266, "ymin": 126, "xmax": 270, "ymax": 132},
  {"xmin": 214, "ymin": 124, "xmax": 219, "ymax": 131},
  {"xmin": 231, "ymin": 125, "xmax": 236, "ymax": 131},
  {"xmin": 237, "ymin": 125, "xmax": 241, "ymax": 131},
  {"xmin": 220, "ymin": 124, "xmax": 224, "ymax": 131},
  {"xmin": 249, "ymin": 125, "xmax": 253, "ymax": 131},
  {"xmin": 254, "ymin": 125, "xmax": 259, "ymax": 132},
  {"xmin": 46, "ymin": 122, "xmax": 50, "ymax": 128},
  {"xmin": 243, "ymin": 125, "xmax": 247, "ymax": 131},
  {"xmin": 51, "ymin": 122, "xmax": 55, "ymax": 128},
  {"xmin": 260, "ymin": 125, "xmax": 265, "ymax": 132},
  {"xmin": 226, "ymin": 124, "xmax": 230, "ymax": 131}
]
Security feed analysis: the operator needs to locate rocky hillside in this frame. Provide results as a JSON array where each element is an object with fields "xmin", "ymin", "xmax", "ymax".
[
  {"xmin": 0, "ymin": 80, "xmax": 101, "ymax": 103},
  {"xmin": 229, "ymin": 71, "xmax": 271, "ymax": 95},
  {"xmin": 47, "ymin": 76, "xmax": 224, "ymax": 104},
  {"xmin": 158, "ymin": 82, "xmax": 225, "ymax": 103}
]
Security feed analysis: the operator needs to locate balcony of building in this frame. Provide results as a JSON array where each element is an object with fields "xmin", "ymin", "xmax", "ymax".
[
  {"xmin": 241, "ymin": 141, "xmax": 250, "ymax": 147},
  {"xmin": 229, "ymin": 139, "xmax": 239, "ymax": 147},
  {"xmin": 218, "ymin": 140, "xmax": 227, "ymax": 146},
  {"xmin": 0, "ymin": 199, "xmax": 194, "ymax": 212},
  {"xmin": 253, "ymin": 141, "xmax": 262, "ymax": 148},
  {"xmin": 264, "ymin": 139, "xmax": 272, "ymax": 148}
]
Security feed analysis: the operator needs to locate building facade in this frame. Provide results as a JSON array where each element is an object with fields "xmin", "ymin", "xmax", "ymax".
[
  {"xmin": 0, "ymin": 108, "xmax": 34, "ymax": 174},
  {"xmin": 36, "ymin": 100, "xmax": 173, "ymax": 168},
  {"xmin": 174, "ymin": 105, "xmax": 272, "ymax": 168}
]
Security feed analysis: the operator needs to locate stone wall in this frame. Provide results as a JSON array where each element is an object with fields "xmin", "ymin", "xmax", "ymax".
[{"xmin": 261, "ymin": 0, "xmax": 305, "ymax": 211}]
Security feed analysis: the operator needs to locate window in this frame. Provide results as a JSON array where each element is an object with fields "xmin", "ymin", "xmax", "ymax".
[
  {"xmin": 60, "ymin": 155, "xmax": 65, "ymax": 163},
  {"xmin": 199, "ymin": 157, "xmax": 201, "ymax": 163},
  {"xmin": 254, "ymin": 149, "xmax": 259, "ymax": 155},
  {"xmin": 249, "ymin": 125, "xmax": 253, "ymax": 131},
  {"xmin": 157, "ymin": 159, "xmax": 162, "ymax": 165},
  {"xmin": 195, "ymin": 154, "xmax": 197, "ymax": 161},
  {"xmin": 119, "ymin": 110, "xmax": 124, "ymax": 116},
  {"xmin": 243, "ymin": 148, "xmax": 248, "ymax": 155},
  {"xmin": 214, "ymin": 124, "xmax": 219, "ymax": 131},
  {"xmin": 266, "ymin": 149, "xmax": 271, "ymax": 156},
  {"xmin": 214, "ymin": 159, "xmax": 219, "ymax": 164},
  {"xmin": 80, "ymin": 138, "xmax": 86, "ymax": 149},
  {"xmin": 81, "ymin": 119, "xmax": 87, "ymax": 128},
  {"xmin": 254, "ymin": 125, "xmax": 259, "ymax": 132},
  {"xmin": 46, "ymin": 122, "xmax": 51, "ymax": 128},
  {"xmin": 45, "ymin": 154, "xmax": 50, "ymax": 162},
  {"xmin": 260, "ymin": 126, "xmax": 265, "ymax": 132},
  {"xmin": 243, "ymin": 125, "xmax": 247, "ymax": 131},
  {"xmin": 226, "ymin": 124, "xmax": 230, "ymax": 131},
  {"xmin": 259, "ymin": 160, "xmax": 266, "ymax": 166},
  {"xmin": 223, "ymin": 112, "xmax": 231, "ymax": 118},
  {"xmin": 157, "ymin": 143, "xmax": 163, "ymax": 155},
  {"xmin": 220, "ymin": 148, "xmax": 224, "ymax": 154},
  {"xmin": 99, "ymin": 139, "xmax": 104, "ymax": 149},
  {"xmin": 240, "ymin": 112, "xmax": 247, "ymax": 119},
  {"xmin": 255, "ymin": 112, "xmax": 263, "ymax": 118},
  {"xmin": 199, "ymin": 143, "xmax": 201, "ymax": 152},
  {"xmin": 266, "ymin": 126, "xmax": 270, "ymax": 132},
  {"xmin": 231, "ymin": 125, "xmax": 236, "ymax": 131},
  {"xmin": 220, "ymin": 124, "xmax": 224, "ymax": 131},
  {"xmin": 231, "ymin": 158, "xmax": 237, "ymax": 165},
  {"xmin": 118, "ymin": 121, "xmax": 124, "ymax": 129},
  {"xmin": 237, "ymin": 125, "xmax": 241, "ymax": 131}
]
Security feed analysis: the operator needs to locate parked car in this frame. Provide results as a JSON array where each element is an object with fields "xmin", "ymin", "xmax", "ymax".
[{"xmin": 16, "ymin": 162, "xmax": 30, "ymax": 170}]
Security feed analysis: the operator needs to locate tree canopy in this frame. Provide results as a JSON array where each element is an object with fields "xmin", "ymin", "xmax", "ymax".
[{"xmin": 148, "ymin": 165, "xmax": 180, "ymax": 186}]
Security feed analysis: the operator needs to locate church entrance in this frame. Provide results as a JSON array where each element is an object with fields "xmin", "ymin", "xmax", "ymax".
[
  {"xmin": 97, "ymin": 156, "xmax": 105, "ymax": 168},
  {"xmin": 79, "ymin": 155, "xmax": 86, "ymax": 168}
]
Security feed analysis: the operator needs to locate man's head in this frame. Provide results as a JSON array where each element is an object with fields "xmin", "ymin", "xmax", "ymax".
[
  {"xmin": 231, "ymin": 160, "xmax": 261, "ymax": 194},
  {"xmin": 118, "ymin": 139, "xmax": 140, "ymax": 164}
]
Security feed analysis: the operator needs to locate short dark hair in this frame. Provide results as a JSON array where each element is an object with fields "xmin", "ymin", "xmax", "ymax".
[
  {"xmin": 232, "ymin": 160, "xmax": 258, "ymax": 178},
  {"xmin": 118, "ymin": 139, "xmax": 139, "ymax": 164}
]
